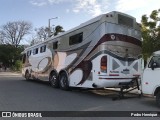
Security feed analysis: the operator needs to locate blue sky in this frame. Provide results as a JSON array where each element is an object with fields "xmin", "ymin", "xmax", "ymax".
[{"xmin": 0, "ymin": 0, "xmax": 160, "ymax": 44}]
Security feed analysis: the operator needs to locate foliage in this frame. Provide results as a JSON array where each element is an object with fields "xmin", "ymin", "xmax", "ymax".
[
  {"xmin": 35, "ymin": 26, "xmax": 48, "ymax": 41},
  {"xmin": 141, "ymin": 9, "xmax": 160, "ymax": 61},
  {"xmin": 31, "ymin": 25, "xmax": 65, "ymax": 45},
  {"xmin": 14, "ymin": 60, "xmax": 22, "ymax": 71},
  {"xmin": 0, "ymin": 44, "xmax": 24, "ymax": 67},
  {"xmin": 0, "ymin": 21, "xmax": 32, "ymax": 48},
  {"xmin": 53, "ymin": 25, "xmax": 65, "ymax": 36}
]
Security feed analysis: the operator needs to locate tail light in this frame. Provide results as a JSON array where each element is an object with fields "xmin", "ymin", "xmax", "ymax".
[{"xmin": 100, "ymin": 56, "xmax": 107, "ymax": 73}]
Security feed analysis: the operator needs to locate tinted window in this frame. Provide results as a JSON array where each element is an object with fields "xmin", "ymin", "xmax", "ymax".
[
  {"xmin": 69, "ymin": 33, "xmax": 83, "ymax": 45},
  {"xmin": 33, "ymin": 48, "xmax": 39, "ymax": 55},
  {"xmin": 22, "ymin": 54, "xmax": 26, "ymax": 63},
  {"xmin": 27, "ymin": 50, "xmax": 31, "ymax": 56},
  {"xmin": 53, "ymin": 41, "xmax": 58, "ymax": 49},
  {"xmin": 118, "ymin": 14, "xmax": 133, "ymax": 28},
  {"xmin": 148, "ymin": 56, "xmax": 160, "ymax": 68},
  {"xmin": 40, "ymin": 45, "xmax": 46, "ymax": 53}
]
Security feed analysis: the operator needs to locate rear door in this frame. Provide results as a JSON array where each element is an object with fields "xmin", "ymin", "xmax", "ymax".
[{"xmin": 109, "ymin": 56, "xmax": 139, "ymax": 78}]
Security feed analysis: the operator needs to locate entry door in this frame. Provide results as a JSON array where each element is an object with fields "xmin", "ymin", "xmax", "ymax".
[{"xmin": 142, "ymin": 55, "xmax": 160, "ymax": 95}]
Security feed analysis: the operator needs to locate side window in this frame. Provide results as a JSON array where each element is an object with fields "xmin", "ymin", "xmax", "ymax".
[
  {"xmin": 53, "ymin": 41, "xmax": 58, "ymax": 49},
  {"xmin": 22, "ymin": 54, "xmax": 26, "ymax": 63},
  {"xmin": 33, "ymin": 48, "xmax": 39, "ymax": 55},
  {"xmin": 69, "ymin": 32, "xmax": 83, "ymax": 45},
  {"xmin": 27, "ymin": 50, "xmax": 31, "ymax": 57},
  {"xmin": 40, "ymin": 45, "xmax": 46, "ymax": 53},
  {"xmin": 148, "ymin": 56, "xmax": 160, "ymax": 68}
]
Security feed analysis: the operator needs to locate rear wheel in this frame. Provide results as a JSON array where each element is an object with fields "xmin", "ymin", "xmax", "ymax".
[
  {"xmin": 49, "ymin": 71, "xmax": 59, "ymax": 88},
  {"xmin": 59, "ymin": 72, "xmax": 69, "ymax": 90},
  {"xmin": 156, "ymin": 91, "xmax": 160, "ymax": 107},
  {"xmin": 25, "ymin": 71, "xmax": 30, "ymax": 80}
]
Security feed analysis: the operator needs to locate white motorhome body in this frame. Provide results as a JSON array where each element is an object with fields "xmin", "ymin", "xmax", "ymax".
[
  {"xmin": 142, "ymin": 51, "xmax": 160, "ymax": 106},
  {"xmin": 22, "ymin": 11, "xmax": 142, "ymax": 89}
]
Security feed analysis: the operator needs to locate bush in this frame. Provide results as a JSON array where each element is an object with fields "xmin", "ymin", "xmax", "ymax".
[{"xmin": 14, "ymin": 60, "xmax": 22, "ymax": 71}]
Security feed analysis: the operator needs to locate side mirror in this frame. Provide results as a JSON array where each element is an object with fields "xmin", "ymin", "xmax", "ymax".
[{"xmin": 151, "ymin": 62, "xmax": 158, "ymax": 70}]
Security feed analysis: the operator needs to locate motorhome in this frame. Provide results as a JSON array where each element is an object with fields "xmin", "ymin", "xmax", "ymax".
[
  {"xmin": 142, "ymin": 50, "xmax": 160, "ymax": 107},
  {"xmin": 22, "ymin": 11, "xmax": 142, "ymax": 90}
]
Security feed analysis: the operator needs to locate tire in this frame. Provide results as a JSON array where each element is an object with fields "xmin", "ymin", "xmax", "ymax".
[
  {"xmin": 25, "ymin": 71, "xmax": 30, "ymax": 80},
  {"xmin": 49, "ymin": 71, "xmax": 59, "ymax": 88},
  {"xmin": 156, "ymin": 91, "xmax": 160, "ymax": 107},
  {"xmin": 59, "ymin": 72, "xmax": 69, "ymax": 90}
]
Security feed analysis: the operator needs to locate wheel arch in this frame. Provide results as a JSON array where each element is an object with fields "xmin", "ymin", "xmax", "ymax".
[
  {"xmin": 59, "ymin": 69, "xmax": 69, "ymax": 77},
  {"xmin": 154, "ymin": 86, "xmax": 160, "ymax": 96},
  {"xmin": 25, "ymin": 69, "xmax": 29, "ymax": 75},
  {"xmin": 49, "ymin": 69, "xmax": 58, "ymax": 79},
  {"xmin": 24, "ymin": 69, "xmax": 31, "ymax": 80}
]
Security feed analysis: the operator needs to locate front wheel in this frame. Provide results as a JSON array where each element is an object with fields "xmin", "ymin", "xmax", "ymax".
[
  {"xmin": 156, "ymin": 91, "xmax": 160, "ymax": 107},
  {"xmin": 59, "ymin": 72, "xmax": 69, "ymax": 90}
]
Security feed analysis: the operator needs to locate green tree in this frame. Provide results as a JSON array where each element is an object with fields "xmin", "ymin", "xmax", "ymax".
[
  {"xmin": 141, "ymin": 9, "xmax": 160, "ymax": 61},
  {"xmin": 0, "ymin": 44, "xmax": 24, "ymax": 67},
  {"xmin": 54, "ymin": 25, "xmax": 65, "ymax": 36},
  {"xmin": 14, "ymin": 60, "xmax": 22, "ymax": 71}
]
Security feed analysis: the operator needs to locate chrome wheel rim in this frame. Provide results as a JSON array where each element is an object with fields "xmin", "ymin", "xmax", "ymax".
[
  {"xmin": 51, "ymin": 75, "xmax": 57, "ymax": 85},
  {"xmin": 60, "ymin": 76, "xmax": 67, "ymax": 87}
]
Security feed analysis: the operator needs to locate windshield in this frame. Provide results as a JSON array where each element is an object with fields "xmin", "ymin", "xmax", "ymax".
[{"xmin": 107, "ymin": 45, "xmax": 141, "ymax": 59}]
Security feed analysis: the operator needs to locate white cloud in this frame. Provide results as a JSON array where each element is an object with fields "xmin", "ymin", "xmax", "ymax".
[
  {"xmin": 30, "ymin": 0, "xmax": 47, "ymax": 6},
  {"xmin": 30, "ymin": 0, "xmax": 109, "ymax": 17},
  {"xmin": 71, "ymin": 0, "xmax": 160, "ymax": 17},
  {"xmin": 30, "ymin": 0, "xmax": 71, "ymax": 6},
  {"xmin": 29, "ymin": 0, "xmax": 160, "ymax": 18},
  {"xmin": 73, "ymin": 9, "xmax": 79, "ymax": 13},
  {"xmin": 66, "ymin": 9, "xmax": 70, "ymax": 13},
  {"xmin": 72, "ymin": 0, "xmax": 109, "ymax": 17},
  {"xmin": 73, "ymin": 0, "xmax": 100, "ymax": 16},
  {"xmin": 115, "ymin": 0, "xmax": 160, "ymax": 22},
  {"xmin": 115, "ymin": 0, "xmax": 148, "ymax": 12},
  {"xmin": 48, "ymin": 0, "xmax": 72, "ymax": 4},
  {"xmin": 115, "ymin": 0, "xmax": 160, "ymax": 14}
]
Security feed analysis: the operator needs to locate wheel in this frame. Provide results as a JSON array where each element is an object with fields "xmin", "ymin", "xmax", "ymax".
[
  {"xmin": 156, "ymin": 91, "xmax": 160, "ymax": 107},
  {"xmin": 49, "ymin": 71, "xmax": 59, "ymax": 88},
  {"xmin": 25, "ymin": 71, "xmax": 30, "ymax": 80},
  {"xmin": 59, "ymin": 72, "xmax": 69, "ymax": 90}
]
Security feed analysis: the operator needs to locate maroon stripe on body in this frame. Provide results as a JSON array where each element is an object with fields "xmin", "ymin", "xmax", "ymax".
[
  {"xmin": 89, "ymin": 34, "xmax": 141, "ymax": 56},
  {"xmin": 102, "ymin": 34, "xmax": 142, "ymax": 46}
]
